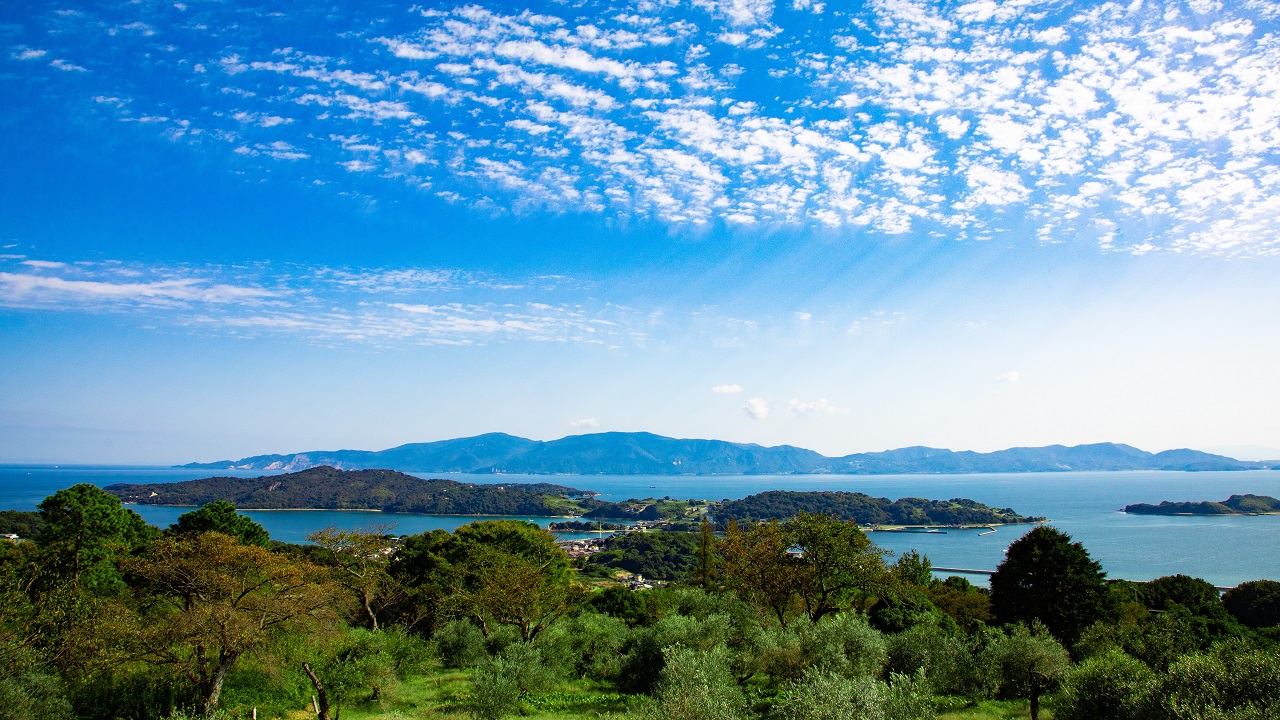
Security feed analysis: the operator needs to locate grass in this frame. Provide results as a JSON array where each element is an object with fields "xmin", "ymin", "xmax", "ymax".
[
  {"xmin": 936, "ymin": 698, "xmax": 1051, "ymax": 720},
  {"xmin": 235, "ymin": 669, "xmax": 638, "ymax": 720}
]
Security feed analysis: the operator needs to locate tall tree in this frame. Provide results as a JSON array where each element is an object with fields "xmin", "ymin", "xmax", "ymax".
[
  {"xmin": 990, "ymin": 526, "xmax": 1116, "ymax": 646},
  {"xmin": 789, "ymin": 512, "xmax": 888, "ymax": 622},
  {"xmin": 128, "ymin": 532, "xmax": 337, "ymax": 713},
  {"xmin": 719, "ymin": 519, "xmax": 801, "ymax": 625},
  {"xmin": 693, "ymin": 518, "xmax": 720, "ymax": 588},
  {"xmin": 307, "ymin": 525, "xmax": 399, "ymax": 631},
  {"xmin": 170, "ymin": 501, "xmax": 270, "ymax": 547},
  {"xmin": 36, "ymin": 484, "xmax": 155, "ymax": 594}
]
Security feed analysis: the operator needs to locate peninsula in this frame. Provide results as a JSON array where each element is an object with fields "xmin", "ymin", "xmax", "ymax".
[
  {"xmin": 176, "ymin": 431, "xmax": 1277, "ymax": 475},
  {"xmin": 106, "ymin": 466, "xmax": 1043, "ymax": 528},
  {"xmin": 1123, "ymin": 494, "xmax": 1280, "ymax": 516}
]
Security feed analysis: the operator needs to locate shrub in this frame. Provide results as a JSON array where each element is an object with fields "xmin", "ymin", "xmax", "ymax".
[
  {"xmin": 885, "ymin": 670, "xmax": 936, "ymax": 720},
  {"xmin": 886, "ymin": 623, "xmax": 968, "ymax": 695},
  {"xmin": 1139, "ymin": 647, "xmax": 1280, "ymax": 720},
  {"xmin": 803, "ymin": 612, "xmax": 888, "ymax": 679},
  {"xmin": 774, "ymin": 669, "xmax": 887, "ymax": 720},
  {"xmin": 434, "ymin": 619, "xmax": 488, "ymax": 669},
  {"xmin": 534, "ymin": 612, "xmax": 628, "ymax": 681},
  {"xmin": 470, "ymin": 658, "xmax": 522, "ymax": 720},
  {"xmin": 1223, "ymin": 580, "xmax": 1280, "ymax": 629},
  {"xmin": 636, "ymin": 647, "xmax": 746, "ymax": 720},
  {"xmin": 1053, "ymin": 648, "xmax": 1155, "ymax": 720}
]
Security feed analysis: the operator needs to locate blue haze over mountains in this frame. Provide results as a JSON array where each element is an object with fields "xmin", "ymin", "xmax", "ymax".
[{"xmin": 180, "ymin": 433, "xmax": 1277, "ymax": 475}]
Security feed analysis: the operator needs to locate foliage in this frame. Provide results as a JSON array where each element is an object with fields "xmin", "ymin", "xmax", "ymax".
[
  {"xmin": 170, "ymin": 501, "xmax": 269, "ymax": 547},
  {"xmin": 127, "ymin": 531, "xmax": 339, "ymax": 713},
  {"xmin": 1223, "ymin": 579, "xmax": 1280, "ymax": 629},
  {"xmin": 1053, "ymin": 648, "xmax": 1155, "ymax": 720},
  {"xmin": 886, "ymin": 622, "xmax": 969, "ymax": 695},
  {"xmin": 434, "ymin": 619, "xmax": 489, "ymax": 669},
  {"xmin": 0, "ymin": 638, "xmax": 73, "ymax": 720},
  {"xmin": 775, "ymin": 669, "xmax": 890, "ymax": 720},
  {"xmin": 979, "ymin": 623, "xmax": 1068, "ymax": 720},
  {"xmin": 469, "ymin": 657, "xmax": 522, "ymax": 720},
  {"xmin": 719, "ymin": 514, "xmax": 888, "ymax": 625},
  {"xmin": 585, "ymin": 530, "xmax": 699, "ymax": 581},
  {"xmin": 990, "ymin": 526, "xmax": 1116, "ymax": 646},
  {"xmin": 1139, "ymin": 574, "xmax": 1221, "ymax": 612},
  {"xmin": 1139, "ymin": 646, "xmax": 1280, "ymax": 720},
  {"xmin": 36, "ymin": 483, "xmax": 156, "ymax": 594},
  {"xmin": 0, "ymin": 510, "xmax": 45, "ymax": 539},
  {"xmin": 307, "ymin": 525, "xmax": 400, "ymax": 631},
  {"xmin": 533, "ymin": 612, "xmax": 629, "ymax": 681},
  {"xmin": 926, "ymin": 577, "xmax": 993, "ymax": 632},
  {"xmin": 636, "ymin": 646, "xmax": 747, "ymax": 720}
]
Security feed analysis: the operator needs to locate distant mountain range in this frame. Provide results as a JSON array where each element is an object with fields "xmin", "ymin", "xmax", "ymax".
[{"xmin": 178, "ymin": 432, "xmax": 1278, "ymax": 475}]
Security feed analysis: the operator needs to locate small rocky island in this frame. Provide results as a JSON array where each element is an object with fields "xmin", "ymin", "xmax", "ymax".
[{"xmin": 1124, "ymin": 494, "xmax": 1280, "ymax": 516}]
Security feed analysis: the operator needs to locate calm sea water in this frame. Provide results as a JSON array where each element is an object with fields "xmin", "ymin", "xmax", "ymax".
[{"xmin": 3, "ymin": 465, "xmax": 1279, "ymax": 587}]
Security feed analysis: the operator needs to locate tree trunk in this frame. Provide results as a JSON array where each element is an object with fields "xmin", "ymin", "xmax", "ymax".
[
  {"xmin": 361, "ymin": 589, "xmax": 379, "ymax": 632},
  {"xmin": 303, "ymin": 662, "xmax": 333, "ymax": 720},
  {"xmin": 203, "ymin": 651, "xmax": 238, "ymax": 715},
  {"xmin": 1030, "ymin": 690, "xmax": 1040, "ymax": 720}
]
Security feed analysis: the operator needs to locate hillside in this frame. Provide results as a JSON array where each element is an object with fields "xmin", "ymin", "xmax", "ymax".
[
  {"xmin": 178, "ymin": 432, "xmax": 1274, "ymax": 475},
  {"xmin": 105, "ymin": 466, "xmax": 589, "ymax": 516}
]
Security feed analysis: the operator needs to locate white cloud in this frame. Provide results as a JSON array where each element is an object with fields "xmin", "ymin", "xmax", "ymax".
[
  {"xmin": 787, "ymin": 398, "xmax": 847, "ymax": 415},
  {"xmin": 711, "ymin": 383, "xmax": 743, "ymax": 394},
  {"xmin": 744, "ymin": 397, "xmax": 770, "ymax": 420},
  {"xmin": 995, "ymin": 370, "xmax": 1020, "ymax": 383},
  {"xmin": 50, "ymin": 59, "xmax": 87, "ymax": 72},
  {"xmin": 12, "ymin": 48, "xmax": 47, "ymax": 61},
  {"xmin": 570, "ymin": 417, "xmax": 600, "ymax": 429}
]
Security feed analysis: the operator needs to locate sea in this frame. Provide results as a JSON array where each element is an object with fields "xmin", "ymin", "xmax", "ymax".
[{"xmin": 3, "ymin": 465, "xmax": 1279, "ymax": 588}]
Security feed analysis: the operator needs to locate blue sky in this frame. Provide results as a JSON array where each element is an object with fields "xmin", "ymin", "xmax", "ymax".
[{"xmin": 2, "ymin": 0, "xmax": 1279, "ymax": 463}]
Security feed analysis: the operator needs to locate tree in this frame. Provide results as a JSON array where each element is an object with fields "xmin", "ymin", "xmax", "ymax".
[
  {"xmin": 1139, "ymin": 575, "xmax": 1220, "ymax": 612},
  {"xmin": 693, "ymin": 518, "xmax": 720, "ymax": 588},
  {"xmin": 990, "ymin": 526, "xmax": 1115, "ymax": 646},
  {"xmin": 395, "ymin": 521, "xmax": 575, "ymax": 641},
  {"xmin": 981, "ymin": 623, "xmax": 1069, "ymax": 720},
  {"xmin": 1222, "ymin": 579, "xmax": 1280, "ymax": 629},
  {"xmin": 128, "ymin": 532, "xmax": 338, "ymax": 713},
  {"xmin": 36, "ymin": 484, "xmax": 155, "ymax": 594},
  {"xmin": 719, "ymin": 519, "xmax": 802, "ymax": 625},
  {"xmin": 170, "ymin": 500, "xmax": 269, "ymax": 547},
  {"xmin": 307, "ymin": 525, "xmax": 399, "ymax": 631},
  {"xmin": 1055, "ymin": 648, "xmax": 1155, "ymax": 720},
  {"xmin": 790, "ymin": 513, "xmax": 889, "ymax": 622}
]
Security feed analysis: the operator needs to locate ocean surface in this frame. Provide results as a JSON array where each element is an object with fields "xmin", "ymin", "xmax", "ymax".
[{"xmin": 3, "ymin": 465, "xmax": 1279, "ymax": 587}]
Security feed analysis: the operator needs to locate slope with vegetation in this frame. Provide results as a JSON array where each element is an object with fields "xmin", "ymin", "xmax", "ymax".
[
  {"xmin": 713, "ymin": 491, "xmax": 1044, "ymax": 526},
  {"xmin": 3, "ymin": 486, "xmax": 1278, "ymax": 720}
]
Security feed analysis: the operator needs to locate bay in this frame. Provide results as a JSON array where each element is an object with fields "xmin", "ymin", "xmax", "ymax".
[{"xmin": 3, "ymin": 465, "xmax": 1279, "ymax": 587}]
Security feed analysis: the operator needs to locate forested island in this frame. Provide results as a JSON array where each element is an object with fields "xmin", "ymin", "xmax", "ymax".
[
  {"xmin": 105, "ymin": 466, "xmax": 591, "ymax": 516},
  {"xmin": 1124, "ymin": 494, "xmax": 1280, "ymax": 516},
  {"xmin": 105, "ymin": 466, "xmax": 1043, "ymax": 528}
]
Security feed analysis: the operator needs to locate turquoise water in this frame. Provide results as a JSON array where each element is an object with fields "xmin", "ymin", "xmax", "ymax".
[{"xmin": 3, "ymin": 465, "xmax": 1279, "ymax": 587}]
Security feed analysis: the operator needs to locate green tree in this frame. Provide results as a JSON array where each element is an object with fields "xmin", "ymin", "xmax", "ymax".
[
  {"xmin": 790, "ymin": 513, "xmax": 889, "ymax": 622},
  {"xmin": 990, "ymin": 526, "xmax": 1115, "ymax": 646},
  {"xmin": 694, "ymin": 518, "xmax": 720, "ymax": 588},
  {"xmin": 170, "ymin": 501, "xmax": 269, "ymax": 547},
  {"xmin": 719, "ymin": 519, "xmax": 801, "ymax": 625},
  {"xmin": 1139, "ymin": 574, "xmax": 1220, "ymax": 612},
  {"xmin": 128, "ymin": 532, "xmax": 338, "ymax": 714},
  {"xmin": 637, "ymin": 647, "xmax": 747, "ymax": 720},
  {"xmin": 36, "ymin": 484, "xmax": 155, "ymax": 593},
  {"xmin": 981, "ymin": 623, "xmax": 1069, "ymax": 720},
  {"xmin": 307, "ymin": 525, "xmax": 399, "ymax": 631},
  {"xmin": 1223, "ymin": 579, "xmax": 1280, "ymax": 629},
  {"xmin": 1054, "ymin": 648, "xmax": 1155, "ymax": 720}
]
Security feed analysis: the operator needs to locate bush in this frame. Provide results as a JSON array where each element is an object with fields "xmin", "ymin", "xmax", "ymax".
[
  {"xmin": 636, "ymin": 647, "xmax": 746, "ymax": 720},
  {"xmin": 775, "ymin": 669, "xmax": 887, "ymax": 720},
  {"xmin": 803, "ymin": 613, "xmax": 888, "ymax": 679},
  {"xmin": 1139, "ymin": 647, "xmax": 1280, "ymax": 720},
  {"xmin": 470, "ymin": 658, "xmax": 522, "ymax": 720},
  {"xmin": 1054, "ymin": 648, "xmax": 1155, "ymax": 720},
  {"xmin": 434, "ymin": 619, "xmax": 489, "ymax": 669},
  {"xmin": 1223, "ymin": 580, "xmax": 1280, "ymax": 629},
  {"xmin": 886, "ymin": 623, "xmax": 968, "ymax": 695},
  {"xmin": 534, "ymin": 612, "xmax": 628, "ymax": 681},
  {"xmin": 493, "ymin": 642, "xmax": 554, "ymax": 695},
  {"xmin": 885, "ymin": 671, "xmax": 936, "ymax": 720}
]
